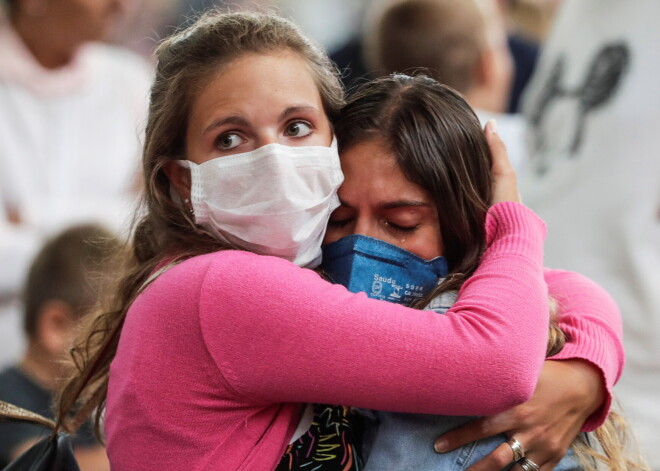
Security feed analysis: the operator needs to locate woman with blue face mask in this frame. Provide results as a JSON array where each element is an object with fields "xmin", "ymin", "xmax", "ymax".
[
  {"xmin": 321, "ymin": 74, "xmax": 640, "ymax": 471},
  {"xmin": 50, "ymin": 11, "xmax": 624, "ymax": 471}
]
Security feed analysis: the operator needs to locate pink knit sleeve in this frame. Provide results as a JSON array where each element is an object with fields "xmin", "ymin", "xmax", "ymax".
[
  {"xmin": 543, "ymin": 269, "xmax": 624, "ymax": 431},
  {"xmin": 198, "ymin": 202, "xmax": 549, "ymax": 416}
]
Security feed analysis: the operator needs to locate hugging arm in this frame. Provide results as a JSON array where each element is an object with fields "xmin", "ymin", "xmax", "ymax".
[{"xmin": 198, "ymin": 202, "xmax": 550, "ymax": 416}]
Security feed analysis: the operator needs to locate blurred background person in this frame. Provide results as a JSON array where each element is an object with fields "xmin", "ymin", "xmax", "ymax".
[
  {"xmin": 330, "ymin": 0, "xmax": 548, "ymax": 113},
  {"xmin": 109, "ymin": 0, "xmax": 180, "ymax": 59},
  {"xmin": 496, "ymin": 0, "xmax": 544, "ymax": 113},
  {"xmin": 362, "ymin": 0, "xmax": 527, "ymax": 171},
  {"xmin": 0, "ymin": 0, "xmax": 152, "ymax": 367},
  {"xmin": 0, "ymin": 223, "xmax": 120, "ymax": 470},
  {"xmin": 520, "ymin": 0, "xmax": 660, "ymax": 467}
]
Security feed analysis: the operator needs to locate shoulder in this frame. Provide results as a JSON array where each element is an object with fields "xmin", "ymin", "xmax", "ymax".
[
  {"xmin": 0, "ymin": 367, "xmax": 50, "ymax": 467},
  {"xmin": 155, "ymin": 250, "xmax": 324, "ymax": 295},
  {"xmin": 543, "ymin": 268, "xmax": 618, "ymax": 311},
  {"xmin": 164, "ymin": 250, "xmax": 341, "ymax": 327},
  {"xmin": 543, "ymin": 268, "xmax": 609, "ymax": 295},
  {"xmin": 84, "ymin": 43, "xmax": 151, "ymax": 72},
  {"xmin": 0, "ymin": 367, "xmax": 31, "ymax": 399},
  {"xmin": 0, "ymin": 367, "xmax": 50, "ymax": 415},
  {"xmin": 82, "ymin": 43, "xmax": 153, "ymax": 90},
  {"xmin": 199, "ymin": 250, "xmax": 324, "ymax": 291}
]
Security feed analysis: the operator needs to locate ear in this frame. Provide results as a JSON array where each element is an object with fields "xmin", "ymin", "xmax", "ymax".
[
  {"xmin": 474, "ymin": 49, "xmax": 491, "ymax": 89},
  {"xmin": 162, "ymin": 160, "xmax": 192, "ymax": 202},
  {"xmin": 472, "ymin": 46, "xmax": 512, "ymax": 113},
  {"xmin": 36, "ymin": 300, "xmax": 76, "ymax": 357}
]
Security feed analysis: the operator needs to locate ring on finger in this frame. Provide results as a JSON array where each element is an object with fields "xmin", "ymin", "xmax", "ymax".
[
  {"xmin": 507, "ymin": 437, "xmax": 526, "ymax": 462},
  {"xmin": 518, "ymin": 457, "xmax": 540, "ymax": 471}
]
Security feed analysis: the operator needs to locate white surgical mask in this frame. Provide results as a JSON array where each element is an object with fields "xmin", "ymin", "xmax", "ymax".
[{"xmin": 178, "ymin": 139, "xmax": 343, "ymax": 268}]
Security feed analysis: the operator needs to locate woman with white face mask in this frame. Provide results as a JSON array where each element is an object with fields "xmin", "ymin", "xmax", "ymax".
[{"xmin": 52, "ymin": 10, "xmax": 623, "ymax": 471}]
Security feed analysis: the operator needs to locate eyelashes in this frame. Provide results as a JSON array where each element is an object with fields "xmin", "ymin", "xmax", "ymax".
[
  {"xmin": 385, "ymin": 221, "xmax": 420, "ymax": 233},
  {"xmin": 327, "ymin": 218, "xmax": 420, "ymax": 234},
  {"xmin": 214, "ymin": 120, "xmax": 315, "ymax": 152}
]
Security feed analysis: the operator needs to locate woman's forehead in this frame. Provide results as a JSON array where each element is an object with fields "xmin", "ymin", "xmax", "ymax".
[
  {"xmin": 339, "ymin": 139, "xmax": 433, "ymax": 204},
  {"xmin": 189, "ymin": 51, "xmax": 326, "ymax": 125}
]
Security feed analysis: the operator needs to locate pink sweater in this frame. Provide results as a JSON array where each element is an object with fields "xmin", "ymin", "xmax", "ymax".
[{"xmin": 105, "ymin": 203, "xmax": 623, "ymax": 471}]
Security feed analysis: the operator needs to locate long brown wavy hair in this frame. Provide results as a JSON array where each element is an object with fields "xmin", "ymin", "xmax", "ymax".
[
  {"xmin": 54, "ymin": 8, "xmax": 344, "ymax": 437},
  {"xmin": 335, "ymin": 74, "xmax": 648, "ymax": 471}
]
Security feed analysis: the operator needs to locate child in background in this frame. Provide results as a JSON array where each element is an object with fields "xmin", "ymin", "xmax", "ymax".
[{"xmin": 0, "ymin": 224, "xmax": 119, "ymax": 471}]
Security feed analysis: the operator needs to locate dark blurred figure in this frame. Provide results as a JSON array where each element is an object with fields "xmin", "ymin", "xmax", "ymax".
[
  {"xmin": 0, "ymin": 0, "xmax": 151, "ymax": 365},
  {"xmin": 520, "ymin": 1, "xmax": 660, "ymax": 467},
  {"xmin": 330, "ymin": 35, "xmax": 371, "ymax": 93},
  {"xmin": 0, "ymin": 224, "xmax": 121, "ymax": 470},
  {"xmin": 505, "ymin": 29, "xmax": 539, "ymax": 113}
]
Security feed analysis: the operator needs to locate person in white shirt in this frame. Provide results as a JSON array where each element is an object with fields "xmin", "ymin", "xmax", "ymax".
[
  {"xmin": 520, "ymin": 1, "xmax": 660, "ymax": 467},
  {"xmin": 0, "ymin": 0, "xmax": 152, "ymax": 367}
]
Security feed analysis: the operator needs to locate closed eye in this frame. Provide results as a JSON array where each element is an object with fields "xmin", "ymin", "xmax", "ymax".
[
  {"xmin": 385, "ymin": 222, "xmax": 420, "ymax": 233},
  {"xmin": 327, "ymin": 218, "xmax": 352, "ymax": 228}
]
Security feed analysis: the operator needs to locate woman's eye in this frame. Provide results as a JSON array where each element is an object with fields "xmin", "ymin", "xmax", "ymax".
[
  {"xmin": 284, "ymin": 121, "xmax": 313, "ymax": 137},
  {"xmin": 385, "ymin": 221, "xmax": 419, "ymax": 233},
  {"xmin": 327, "ymin": 218, "xmax": 351, "ymax": 228},
  {"xmin": 216, "ymin": 133, "xmax": 242, "ymax": 150}
]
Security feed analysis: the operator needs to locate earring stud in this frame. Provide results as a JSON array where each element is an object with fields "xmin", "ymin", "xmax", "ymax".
[{"xmin": 183, "ymin": 198, "xmax": 194, "ymax": 214}]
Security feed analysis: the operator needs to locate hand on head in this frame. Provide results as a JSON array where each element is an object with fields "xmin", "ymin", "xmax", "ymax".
[{"xmin": 485, "ymin": 119, "xmax": 522, "ymax": 205}]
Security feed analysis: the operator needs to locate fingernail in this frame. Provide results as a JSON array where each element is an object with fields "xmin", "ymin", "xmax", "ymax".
[
  {"xmin": 434, "ymin": 439, "xmax": 448, "ymax": 453},
  {"xmin": 486, "ymin": 119, "xmax": 498, "ymax": 133}
]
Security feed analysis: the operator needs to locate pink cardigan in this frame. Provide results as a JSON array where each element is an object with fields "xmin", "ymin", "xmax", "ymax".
[{"xmin": 105, "ymin": 203, "xmax": 623, "ymax": 471}]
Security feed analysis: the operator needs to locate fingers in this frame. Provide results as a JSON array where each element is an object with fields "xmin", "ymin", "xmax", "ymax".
[
  {"xmin": 465, "ymin": 441, "xmax": 516, "ymax": 471},
  {"xmin": 485, "ymin": 119, "xmax": 522, "ymax": 205},
  {"xmin": 512, "ymin": 455, "xmax": 559, "ymax": 471},
  {"xmin": 485, "ymin": 119, "xmax": 511, "ymax": 174},
  {"xmin": 462, "ymin": 435, "xmax": 565, "ymax": 471},
  {"xmin": 434, "ymin": 416, "xmax": 503, "ymax": 453}
]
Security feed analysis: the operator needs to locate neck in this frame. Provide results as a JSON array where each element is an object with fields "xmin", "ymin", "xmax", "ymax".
[
  {"xmin": 11, "ymin": 14, "xmax": 78, "ymax": 69},
  {"xmin": 20, "ymin": 344, "xmax": 63, "ymax": 392}
]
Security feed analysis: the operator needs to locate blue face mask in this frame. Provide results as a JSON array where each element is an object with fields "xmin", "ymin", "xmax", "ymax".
[{"xmin": 321, "ymin": 235, "xmax": 448, "ymax": 305}]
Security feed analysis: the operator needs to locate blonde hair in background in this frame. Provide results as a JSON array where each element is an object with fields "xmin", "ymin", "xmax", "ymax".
[
  {"xmin": 503, "ymin": 0, "xmax": 561, "ymax": 42},
  {"xmin": 547, "ymin": 298, "xmax": 650, "ymax": 471}
]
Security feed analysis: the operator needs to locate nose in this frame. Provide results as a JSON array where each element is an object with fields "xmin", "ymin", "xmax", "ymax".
[
  {"xmin": 353, "ymin": 216, "xmax": 378, "ymax": 240},
  {"xmin": 256, "ymin": 132, "xmax": 280, "ymax": 149}
]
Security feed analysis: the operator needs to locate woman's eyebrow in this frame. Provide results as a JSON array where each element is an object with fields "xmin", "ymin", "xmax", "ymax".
[
  {"xmin": 380, "ymin": 200, "xmax": 430, "ymax": 210},
  {"xmin": 336, "ymin": 198, "xmax": 430, "ymax": 210},
  {"xmin": 203, "ymin": 115, "xmax": 250, "ymax": 135},
  {"xmin": 279, "ymin": 105, "xmax": 320, "ymax": 121}
]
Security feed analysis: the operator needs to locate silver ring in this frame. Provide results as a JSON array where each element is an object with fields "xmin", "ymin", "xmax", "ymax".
[
  {"xmin": 507, "ymin": 437, "xmax": 526, "ymax": 462},
  {"xmin": 518, "ymin": 457, "xmax": 540, "ymax": 471}
]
